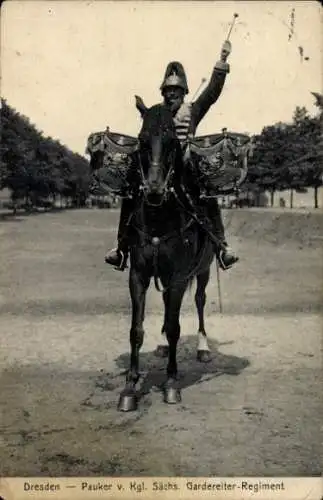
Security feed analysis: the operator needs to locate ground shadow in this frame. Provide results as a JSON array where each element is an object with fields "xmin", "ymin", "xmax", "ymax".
[
  {"xmin": 0, "ymin": 212, "xmax": 24, "ymax": 223},
  {"xmin": 209, "ymin": 300, "xmax": 323, "ymax": 316},
  {"xmin": 0, "ymin": 298, "xmax": 131, "ymax": 317},
  {"xmin": 101, "ymin": 335, "xmax": 250, "ymax": 400},
  {"xmin": 2, "ymin": 296, "xmax": 321, "ymax": 317},
  {"xmin": 0, "ymin": 207, "xmax": 70, "ymax": 223}
]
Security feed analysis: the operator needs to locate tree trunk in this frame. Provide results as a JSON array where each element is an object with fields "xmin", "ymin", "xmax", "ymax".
[
  {"xmin": 314, "ymin": 186, "xmax": 319, "ymax": 209},
  {"xmin": 290, "ymin": 188, "xmax": 294, "ymax": 209},
  {"xmin": 256, "ymin": 192, "xmax": 261, "ymax": 207},
  {"xmin": 25, "ymin": 193, "xmax": 31, "ymax": 212},
  {"xmin": 270, "ymin": 189, "xmax": 275, "ymax": 207},
  {"xmin": 247, "ymin": 190, "xmax": 251, "ymax": 207}
]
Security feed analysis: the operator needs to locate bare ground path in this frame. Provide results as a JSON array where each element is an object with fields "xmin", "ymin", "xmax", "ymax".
[{"xmin": 0, "ymin": 208, "xmax": 322, "ymax": 476}]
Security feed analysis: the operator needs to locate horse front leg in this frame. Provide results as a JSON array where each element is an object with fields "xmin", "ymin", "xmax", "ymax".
[
  {"xmin": 118, "ymin": 267, "xmax": 150, "ymax": 412},
  {"xmin": 163, "ymin": 285, "xmax": 186, "ymax": 404},
  {"xmin": 196, "ymin": 269, "xmax": 212, "ymax": 363},
  {"xmin": 155, "ymin": 291, "xmax": 169, "ymax": 358}
]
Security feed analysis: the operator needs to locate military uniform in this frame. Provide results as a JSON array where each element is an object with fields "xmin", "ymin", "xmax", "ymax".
[
  {"xmin": 159, "ymin": 61, "xmax": 234, "ymax": 262},
  {"xmin": 106, "ymin": 59, "xmax": 238, "ymax": 271},
  {"xmin": 161, "ymin": 60, "xmax": 228, "ymax": 141}
]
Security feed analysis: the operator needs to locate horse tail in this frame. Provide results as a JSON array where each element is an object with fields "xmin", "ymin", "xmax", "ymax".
[
  {"xmin": 154, "ymin": 274, "xmax": 164, "ymax": 292},
  {"xmin": 187, "ymin": 276, "xmax": 196, "ymax": 291}
]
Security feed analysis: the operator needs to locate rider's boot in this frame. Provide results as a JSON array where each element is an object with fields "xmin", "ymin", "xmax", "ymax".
[
  {"xmin": 104, "ymin": 199, "xmax": 133, "ymax": 271},
  {"xmin": 205, "ymin": 198, "xmax": 239, "ymax": 270}
]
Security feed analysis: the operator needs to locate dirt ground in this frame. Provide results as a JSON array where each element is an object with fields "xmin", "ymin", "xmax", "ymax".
[{"xmin": 0, "ymin": 207, "xmax": 322, "ymax": 477}]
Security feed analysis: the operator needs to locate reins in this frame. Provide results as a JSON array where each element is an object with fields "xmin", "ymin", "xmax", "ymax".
[
  {"xmin": 125, "ymin": 125, "xmax": 228, "ymax": 294},
  {"xmin": 136, "ymin": 149, "xmax": 176, "ymax": 207},
  {"xmin": 170, "ymin": 184, "xmax": 227, "ymax": 252},
  {"xmin": 131, "ymin": 211, "xmax": 195, "ymax": 293},
  {"xmin": 129, "ymin": 184, "xmax": 219, "ymax": 293}
]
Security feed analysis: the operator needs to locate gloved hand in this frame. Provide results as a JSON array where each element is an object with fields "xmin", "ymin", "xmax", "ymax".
[
  {"xmin": 221, "ymin": 40, "xmax": 232, "ymax": 61},
  {"xmin": 215, "ymin": 39, "xmax": 231, "ymax": 72}
]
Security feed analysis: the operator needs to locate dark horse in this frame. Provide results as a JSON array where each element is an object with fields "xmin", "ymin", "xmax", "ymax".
[{"xmin": 118, "ymin": 104, "xmax": 215, "ymax": 411}]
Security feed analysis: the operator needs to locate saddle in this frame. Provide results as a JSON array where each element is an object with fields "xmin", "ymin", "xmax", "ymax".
[{"xmin": 86, "ymin": 129, "xmax": 253, "ymax": 197}]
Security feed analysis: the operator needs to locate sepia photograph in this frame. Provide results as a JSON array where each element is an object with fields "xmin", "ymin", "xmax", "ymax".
[{"xmin": 0, "ymin": 0, "xmax": 322, "ymax": 491}]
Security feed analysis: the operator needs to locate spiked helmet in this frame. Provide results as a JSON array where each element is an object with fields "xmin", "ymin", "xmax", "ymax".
[{"xmin": 160, "ymin": 61, "xmax": 189, "ymax": 95}]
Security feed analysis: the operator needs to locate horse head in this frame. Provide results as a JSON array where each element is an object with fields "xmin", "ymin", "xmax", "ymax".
[{"xmin": 138, "ymin": 104, "xmax": 182, "ymax": 206}]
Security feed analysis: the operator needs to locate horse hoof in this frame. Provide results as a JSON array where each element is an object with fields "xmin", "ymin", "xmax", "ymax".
[
  {"xmin": 163, "ymin": 387, "xmax": 181, "ymax": 404},
  {"xmin": 155, "ymin": 345, "xmax": 169, "ymax": 358},
  {"xmin": 117, "ymin": 393, "xmax": 138, "ymax": 412},
  {"xmin": 197, "ymin": 350, "xmax": 212, "ymax": 363}
]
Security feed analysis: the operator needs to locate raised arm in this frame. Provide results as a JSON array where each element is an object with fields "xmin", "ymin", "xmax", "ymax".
[{"xmin": 190, "ymin": 41, "xmax": 231, "ymax": 132}]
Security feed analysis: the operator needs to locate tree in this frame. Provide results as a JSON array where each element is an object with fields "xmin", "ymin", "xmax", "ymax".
[
  {"xmin": 246, "ymin": 124, "xmax": 293, "ymax": 206},
  {"xmin": 1, "ymin": 99, "xmax": 90, "ymax": 211},
  {"xmin": 246, "ymin": 103, "xmax": 322, "ymax": 209},
  {"xmin": 285, "ymin": 103, "xmax": 322, "ymax": 208},
  {"xmin": 311, "ymin": 92, "xmax": 323, "ymax": 110}
]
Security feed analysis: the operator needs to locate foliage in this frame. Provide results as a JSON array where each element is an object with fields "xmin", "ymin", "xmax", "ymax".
[
  {"xmin": 245, "ymin": 101, "xmax": 322, "ymax": 207},
  {"xmin": 0, "ymin": 99, "xmax": 90, "ymax": 207},
  {"xmin": 1, "ymin": 94, "xmax": 322, "ymax": 210}
]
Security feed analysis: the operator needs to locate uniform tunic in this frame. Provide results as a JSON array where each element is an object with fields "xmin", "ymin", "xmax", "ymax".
[
  {"xmin": 170, "ymin": 66, "xmax": 228, "ymax": 242},
  {"xmin": 172, "ymin": 66, "xmax": 228, "ymax": 143}
]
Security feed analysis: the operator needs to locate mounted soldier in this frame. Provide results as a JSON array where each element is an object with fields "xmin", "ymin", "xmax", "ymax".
[{"xmin": 105, "ymin": 40, "xmax": 239, "ymax": 272}]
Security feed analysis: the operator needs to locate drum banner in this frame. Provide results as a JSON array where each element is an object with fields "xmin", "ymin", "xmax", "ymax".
[
  {"xmin": 87, "ymin": 131, "xmax": 138, "ymax": 196},
  {"xmin": 188, "ymin": 132, "xmax": 252, "ymax": 196}
]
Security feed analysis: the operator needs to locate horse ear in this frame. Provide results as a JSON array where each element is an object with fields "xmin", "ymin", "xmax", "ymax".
[{"xmin": 135, "ymin": 95, "xmax": 148, "ymax": 118}]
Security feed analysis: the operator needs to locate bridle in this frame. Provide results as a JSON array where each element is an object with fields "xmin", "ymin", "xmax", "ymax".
[
  {"xmin": 136, "ymin": 146, "xmax": 177, "ymax": 207},
  {"xmin": 129, "ymin": 140, "xmax": 226, "ymax": 294}
]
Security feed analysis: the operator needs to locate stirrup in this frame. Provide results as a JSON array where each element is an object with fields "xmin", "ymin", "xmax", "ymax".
[
  {"xmin": 218, "ymin": 249, "xmax": 239, "ymax": 271},
  {"xmin": 105, "ymin": 248, "xmax": 128, "ymax": 271},
  {"xmin": 115, "ymin": 250, "xmax": 128, "ymax": 271}
]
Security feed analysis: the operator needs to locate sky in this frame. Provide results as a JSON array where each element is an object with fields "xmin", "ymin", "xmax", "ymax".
[{"xmin": 1, "ymin": 0, "xmax": 322, "ymax": 157}]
